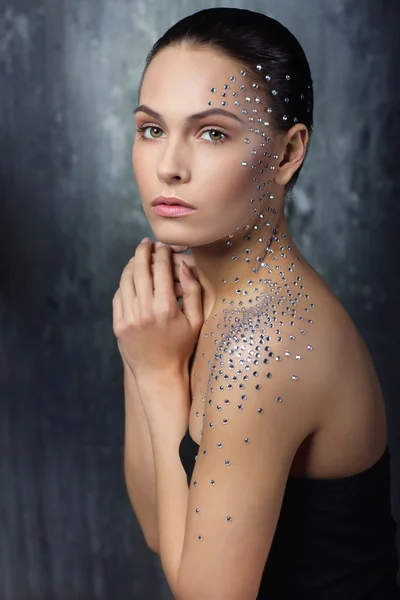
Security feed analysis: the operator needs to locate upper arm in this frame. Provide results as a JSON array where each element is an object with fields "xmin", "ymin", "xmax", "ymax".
[{"xmin": 178, "ymin": 310, "xmax": 318, "ymax": 600}]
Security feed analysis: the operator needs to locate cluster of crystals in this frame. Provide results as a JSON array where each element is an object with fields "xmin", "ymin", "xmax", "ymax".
[
  {"xmin": 187, "ymin": 66, "xmax": 315, "ymax": 541},
  {"xmin": 190, "ymin": 286, "xmax": 315, "ymax": 539},
  {"xmin": 207, "ymin": 66, "xmax": 312, "ymax": 124}
]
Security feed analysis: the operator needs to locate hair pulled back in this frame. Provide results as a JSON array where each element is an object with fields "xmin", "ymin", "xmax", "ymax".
[{"xmin": 141, "ymin": 8, "xmax": 314, "ymax": 190}]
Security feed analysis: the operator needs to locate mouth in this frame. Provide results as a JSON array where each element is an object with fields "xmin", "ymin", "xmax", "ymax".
[{"xmin": 151, "ymin": 195, "xmax": 196, "ymax": 209}]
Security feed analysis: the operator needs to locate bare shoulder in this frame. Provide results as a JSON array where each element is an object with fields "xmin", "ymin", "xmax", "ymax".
[
  {"xmin": 282, "ymin": 261, "xmax": 388, "ymax": 473},
  {"xmin": 297, "ymin": 264, "xmax": 376, "ymax": 395},
  {"xmin": 202, "ymin": 273, "xmax": 330, "ymax": 436},
  {"xmin": 205, "ymin": 259, "xmax": 377, "ymax": 433}
]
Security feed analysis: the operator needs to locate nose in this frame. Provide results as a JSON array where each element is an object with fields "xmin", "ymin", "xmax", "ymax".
[{"xmin": 157, "ymin": 137, "xmax": 190, "ymax": 185}]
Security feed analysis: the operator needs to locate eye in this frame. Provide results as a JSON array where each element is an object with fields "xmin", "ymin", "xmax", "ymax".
[
  {"xmin": 138, "ymin": 125, "xmax": 165, "ymax": 139},
  {"xmin": 201, "ymin": 129, "xmax": 227, "ymax": 143}
]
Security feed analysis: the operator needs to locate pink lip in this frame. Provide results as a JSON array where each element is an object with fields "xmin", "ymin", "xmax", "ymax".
[
  {"xmin": 151, "ymin": 205, "xmax": 197, "ymax": 217},
  {"xmin": 151, "ymin": 196, "xmax": 196, "ymax": 209}
]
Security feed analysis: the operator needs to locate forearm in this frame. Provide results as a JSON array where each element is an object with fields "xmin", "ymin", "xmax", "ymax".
[
  {"xmin": 137, "ymin": 376, "xmax": 191, "ymax": 599},
  {"xmin": 123, "ymin": 363, "xmax": 159, "ymax": 552}
]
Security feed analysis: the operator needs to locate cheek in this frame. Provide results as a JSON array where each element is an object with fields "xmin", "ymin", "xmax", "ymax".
[
  {"xmin": 197, "ymin": 145, "xmax": 261, "ymax": 202},
  {"xmin": 131, "ymin": 142, "xmax": 141, "ymax": 173},
  {"xmin": 132, "ymin": 143, "xmax": 150, "ymax": 191}
]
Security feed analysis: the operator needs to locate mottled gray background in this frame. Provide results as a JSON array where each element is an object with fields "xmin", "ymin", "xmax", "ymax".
[{"xmin": 1, "ymin": 0, "xmax": 399, "ymax": 598}]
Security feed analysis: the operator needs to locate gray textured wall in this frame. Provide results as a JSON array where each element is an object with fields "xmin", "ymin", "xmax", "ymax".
[{"xmin": 1, "ymin": 1, "xmax": 399, "ymax": 598}]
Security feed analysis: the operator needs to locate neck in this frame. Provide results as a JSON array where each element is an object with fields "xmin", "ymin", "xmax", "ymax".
[{"xmin": 190, "ymin": 212, "xmax": 300, "ymax": 321}]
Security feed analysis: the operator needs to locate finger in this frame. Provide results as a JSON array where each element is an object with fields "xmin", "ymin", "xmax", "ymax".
[
  {"xmin": 133, "ymin": 251, "xmax": 199, "ymax": 289},
  {"xmin": 154, "ymin": 241, "xmax": 188, "ymax": 252},
  {"xmin": 133, "ymin": 240, "xmax": 154, "ymax": 313},
  {"xmin": 152, "ymin": 245, "xmax": 176, "ymax": 305},
  {"xmin": 180, "ymin": 261, "xmax": 203, "ymax": 329},
  {"xmin": 149, "ymin": 264, "xmax": 183, "ymax": 297},
  {"xmin": 174, "ymin": 281, "xmax": 184, "ymax": 298},
  {"xmin": 150, "ymin": 251, "xmax": 198, "ymax": 281},
  {"xmin": 112, "ymin": 287, "xmax": 124, "ymax": 328},
  {"xmin": 119, "ymin": 263, "xmax": 137, "ymax": 321},
  {"xmin": 150, "ymin": 259, "xmax": 198, "ymax": 285}
]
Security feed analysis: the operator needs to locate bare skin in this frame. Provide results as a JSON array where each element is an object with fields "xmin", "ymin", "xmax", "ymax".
[
  {"xmin": 146, "ymin": 239, "xmax": 387, "ymax": 480},
  {"xmin": 132, "ymin": 43, "xmax": 387, "ymax": 485}
]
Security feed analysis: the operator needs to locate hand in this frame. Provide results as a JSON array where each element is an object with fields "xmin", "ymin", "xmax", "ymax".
[
  {"xmin": 118, "ymin": 241, "xmax": 198, "ymax": 373},
  {"xmin": 152, "ymin": 241, "xmax": 198, "ymax": 299},
  {"xmin": 113, "ymin": 239, "xmax": 203, "ymax": 380}
]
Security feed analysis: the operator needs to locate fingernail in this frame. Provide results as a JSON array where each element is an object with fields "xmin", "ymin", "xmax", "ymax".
[
  {"xmin": 140, "ymin": 237, "xmax": 150, "ymax": 243},
  {"xmin": 181, "ymin": 259, "xmax": 190, "ymax": 275}
]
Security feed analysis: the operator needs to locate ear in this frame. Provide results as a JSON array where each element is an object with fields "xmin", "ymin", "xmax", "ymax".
[{"xmin": 273, "ymin": 125, "xmax": 309, "ymax": 187}]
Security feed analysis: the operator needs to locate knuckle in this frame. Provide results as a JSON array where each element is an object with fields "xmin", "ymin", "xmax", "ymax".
[
  {"xmin": 157, "ymin": 303, "xmax": 175, "ymax": 319},
  {"xmin": 124, "ymin": 313, "xmax": 139, "ymax": 329},
  {"xmin": 113, "ymin": 320, "xmax": 124, "ymax": 337},
  {"xmin": 137, "ymin": 310, "xmax": 154, "ymax": 327}
]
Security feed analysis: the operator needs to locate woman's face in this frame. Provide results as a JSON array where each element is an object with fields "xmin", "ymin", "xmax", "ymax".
[{"xmin": 132, "ymin": 44, "xmax": 281, "ymax": 248}]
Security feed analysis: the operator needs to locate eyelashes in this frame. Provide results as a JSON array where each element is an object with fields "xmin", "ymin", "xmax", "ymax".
[{"xmin": 135, "ymin": 125, "xmax": 228, "ymax": 146}]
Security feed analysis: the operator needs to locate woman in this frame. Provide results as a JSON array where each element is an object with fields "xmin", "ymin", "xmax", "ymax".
[{"xmin": 113, "ymin": 7, "xmax": 400, "ymax": 599}]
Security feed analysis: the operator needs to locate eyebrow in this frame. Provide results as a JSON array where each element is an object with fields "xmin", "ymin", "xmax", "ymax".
[{"xmin": 133, "ymin": 104, "xmax": 244, "ymax": 125}]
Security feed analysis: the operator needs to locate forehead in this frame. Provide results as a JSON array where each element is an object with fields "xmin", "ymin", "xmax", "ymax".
[{"xmin": 140, "ymin": 45, "xmax": 245, "ymax": 111}]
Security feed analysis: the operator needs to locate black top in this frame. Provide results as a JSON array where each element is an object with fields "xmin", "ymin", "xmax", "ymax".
[{"xmin": 179, "ymin": 429, "xmax": 400, "ymax": 599}]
